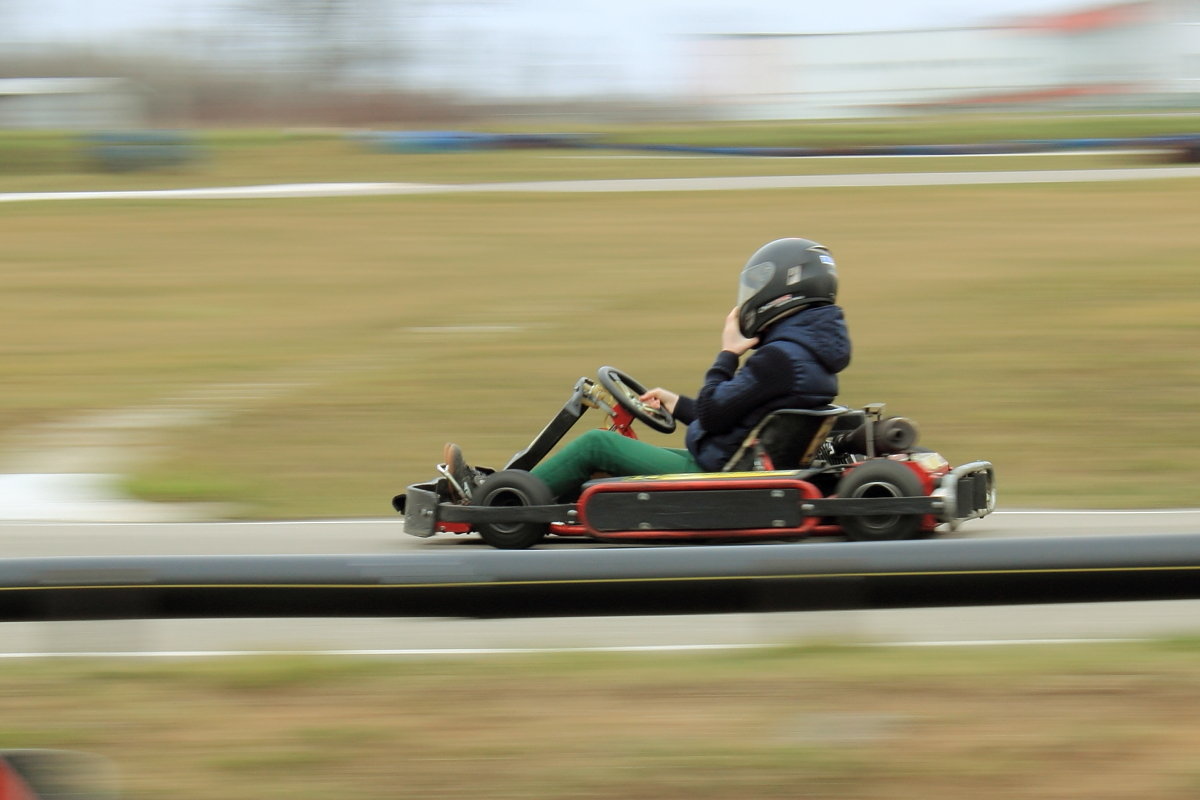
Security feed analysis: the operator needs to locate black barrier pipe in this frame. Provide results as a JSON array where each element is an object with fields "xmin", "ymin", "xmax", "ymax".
[
  {"xmin": 591, "ymin": 134, "xmax": 1200, "ymax": 159},
  {"xmin": 2, "ymin": 533, "xmax": 1200, "ymax": 622}
]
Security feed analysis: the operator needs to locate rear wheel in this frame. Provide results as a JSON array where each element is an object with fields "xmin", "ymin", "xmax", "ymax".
[
  {"xmin": 836, "ymin": 459, "xmax": 925, "ymax": 541},
  {"xmin": 474, "ymin": 470, "xmax": 554, "ymax": 550}
]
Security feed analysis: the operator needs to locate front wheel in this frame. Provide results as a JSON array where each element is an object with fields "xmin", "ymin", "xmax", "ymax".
[
  {"xmin": 835, "ymin": 459, "xmax": 925, "ymax": 542},
  {"xmin": 474, "ymin": 470, "xmax": 554, "ymax": 550}
]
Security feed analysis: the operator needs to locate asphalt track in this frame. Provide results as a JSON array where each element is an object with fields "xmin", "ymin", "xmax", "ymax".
[{"xmin": 2, "ymin": 510, "xmax": 1199, "ymax": 657}]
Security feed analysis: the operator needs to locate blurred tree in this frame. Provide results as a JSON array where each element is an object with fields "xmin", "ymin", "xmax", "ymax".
[
  {"xmin": 235, "ymin": 0, "xmax": 417, "ymax": 91},
  {"xmin": 0, "ymin": 0, "xmax": 513, "ymax": 125}
]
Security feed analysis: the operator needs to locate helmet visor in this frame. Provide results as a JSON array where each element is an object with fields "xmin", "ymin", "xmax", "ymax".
[{"xmin": 737, "ymin": 262, "xmax": 775, "ymax": 309}]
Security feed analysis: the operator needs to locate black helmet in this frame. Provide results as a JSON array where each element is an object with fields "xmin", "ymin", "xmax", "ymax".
[{"xmin": 736, "ymin": 238, "xmax": 838, "ymax": 338}]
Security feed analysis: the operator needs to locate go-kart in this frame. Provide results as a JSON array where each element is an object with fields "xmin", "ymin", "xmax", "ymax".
[{"xmin": 393, "ymin": 367, "xmax": 995, "ymax": 549}]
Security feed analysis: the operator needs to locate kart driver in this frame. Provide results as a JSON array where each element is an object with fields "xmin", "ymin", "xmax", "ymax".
[{"xmin": 445, "ymin": 237, "xmax": 852, "ymax": 502}]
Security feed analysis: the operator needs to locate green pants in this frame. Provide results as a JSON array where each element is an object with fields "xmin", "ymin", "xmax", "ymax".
[{"xmin": 530, "ymin": 429, "xmax": 700, "ymax": 499}]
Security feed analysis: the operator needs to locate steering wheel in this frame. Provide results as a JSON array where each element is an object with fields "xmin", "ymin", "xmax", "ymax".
[{"xmin": 596, "ymin": 366, "xmax": 677, "ymax": 434}]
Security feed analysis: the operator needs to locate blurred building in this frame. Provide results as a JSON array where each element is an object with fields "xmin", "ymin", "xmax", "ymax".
[
  {"xmin": 686, "ymin": 0, "xmax": 1200, "ymax": 118},
  {"xmin": 0, "ymin": 78, "xmax": 144, "ymax": 129}
]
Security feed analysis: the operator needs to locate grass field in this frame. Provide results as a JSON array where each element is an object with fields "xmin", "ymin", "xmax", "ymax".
[
  {"xmin": 1, "ymin": 117, "xmax": 1198, "ymax": 517},
  {"xmin": 5, "ymin": 641, "xmax": 1200, "ymax": 799}
]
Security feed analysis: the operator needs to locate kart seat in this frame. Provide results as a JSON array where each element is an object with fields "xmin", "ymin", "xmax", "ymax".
[{"xmin": 721, "ymin": 405, "xmax": 849, "ymax": 472}]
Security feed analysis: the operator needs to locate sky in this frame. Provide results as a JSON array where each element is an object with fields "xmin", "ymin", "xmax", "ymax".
[
  {"xmin": 10, "ymin": 0, "xmax": 1086, "ymax": 38},
  {"xmin": 5, "ymin": 0, "xmax": 1096, "ymax": 97}
]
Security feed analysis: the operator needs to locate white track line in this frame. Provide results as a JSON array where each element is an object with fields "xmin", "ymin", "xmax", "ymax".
[
  {"xmin": 0, "ymin": 518, "xmax": 403, "ymax": 527},
  {"xmin": 5, "ymin": 510, "xmax": 1197, "ymax": 527},
  {"xmin": 3, "ymin": 510, "xmax": 1198, "ymax": 529},
  {"xmin": 0, "ymin": 639, "xmax": 1146, "ymax": 659},
  {"xmin": 993, "ymin": 509, "xmax": 1200, "ymax": 515},
  {"xmin": 4, "ymin": 166, "xmax": 1200, "ymax": 204}
]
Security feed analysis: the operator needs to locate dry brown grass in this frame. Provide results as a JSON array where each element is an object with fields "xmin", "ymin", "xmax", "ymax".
[
  {"xmin": 4, "ymin": 641, "xmax": 1200, "ymax": 799},
  {"xmin": 2, "ymin": 159, "xmax": 1198, "ymax": 516}
]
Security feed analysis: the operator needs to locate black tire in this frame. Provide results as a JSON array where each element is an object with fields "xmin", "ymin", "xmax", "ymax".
[
  {"xmin": 835, "ymin": 459, "xmax": 925, "ymax": 542},
  {"xmin": 474, "ymin": 470, "xmax": 554, "ymax": 550}
]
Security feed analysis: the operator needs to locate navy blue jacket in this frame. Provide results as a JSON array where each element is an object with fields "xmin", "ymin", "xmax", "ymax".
[{"xmin": 675, "ymin": 305, "xmax": 852, "ymax": 471}]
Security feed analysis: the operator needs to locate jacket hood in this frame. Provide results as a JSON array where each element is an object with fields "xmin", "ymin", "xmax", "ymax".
[{"xmin": 760, "ymin": 304, "xmax": 851, "ymax": 374}]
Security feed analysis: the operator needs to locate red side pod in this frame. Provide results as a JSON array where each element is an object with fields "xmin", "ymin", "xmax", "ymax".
[{"xmin": 575, "ymin": 474, "xmax": 824, "ymax": 541}]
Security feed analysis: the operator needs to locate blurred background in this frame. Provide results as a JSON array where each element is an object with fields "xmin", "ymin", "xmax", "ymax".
[
  {"xmin": 1, "ymin": 0, "xmax": 1198, "ymax": 127},
  {"xmin": 1, "ymin": 0, "xmax": 1198, "ymax": 521}
]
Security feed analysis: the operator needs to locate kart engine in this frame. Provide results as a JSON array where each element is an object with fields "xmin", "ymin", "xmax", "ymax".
[{"xmin": 823, "ymin": 416, "xmax": 919, "ymax": 463}]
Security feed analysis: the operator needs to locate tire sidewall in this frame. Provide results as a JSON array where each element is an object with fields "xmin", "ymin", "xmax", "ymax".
[
  {"xmin": 835, "ymin": 459, "xmax": 925, "ymax": 542},
  {"xmin": 475, "ymin": 470, "xmax": 553, "ymax": 549}
]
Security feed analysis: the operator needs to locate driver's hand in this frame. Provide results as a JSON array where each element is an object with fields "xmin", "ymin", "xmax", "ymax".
[
  {"xmin": 722, "ymin": 307, "xmax": 759, "ymax": 356},
  {"xmin": 638, "ymin": 387, "xmax": 679, "ymax": 415}
]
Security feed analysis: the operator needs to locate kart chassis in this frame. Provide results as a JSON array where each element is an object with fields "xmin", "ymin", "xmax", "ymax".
[{"xmin": 394, "ymin": 368, "xmax": 995, "ymax": 546}]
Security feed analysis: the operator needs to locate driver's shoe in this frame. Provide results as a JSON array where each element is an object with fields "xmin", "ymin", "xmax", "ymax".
[{"xmin": 442, "ymin": 442, "xmax": 481, "ymax": 503}]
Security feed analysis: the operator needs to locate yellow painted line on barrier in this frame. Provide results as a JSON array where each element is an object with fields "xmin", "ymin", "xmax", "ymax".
[{"xmin": 4, "ymin": 563, "xmax": 1200, "ymax": 592}]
